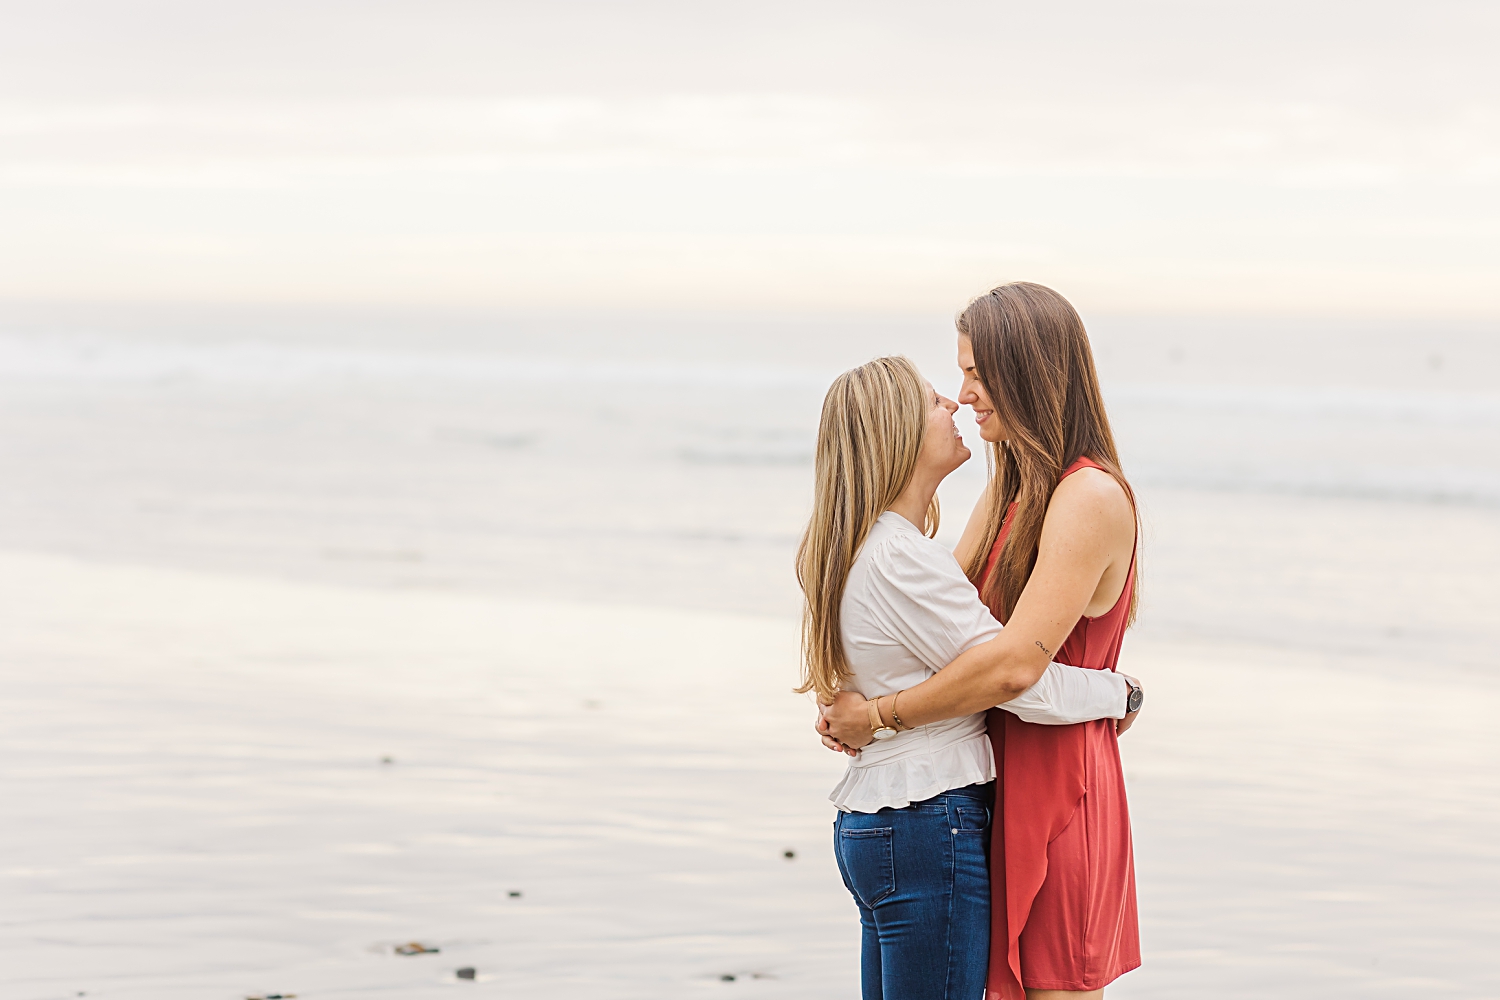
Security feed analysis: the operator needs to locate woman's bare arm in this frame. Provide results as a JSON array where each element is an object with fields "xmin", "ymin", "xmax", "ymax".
[{"xmin": 824, "ymin": 468, "xmax": 1135, "ymax": 746}]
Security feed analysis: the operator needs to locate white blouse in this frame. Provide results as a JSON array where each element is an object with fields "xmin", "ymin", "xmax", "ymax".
[{"xmin": 829, "ymin": 511, "xmax": 1128, "ymax": 813}]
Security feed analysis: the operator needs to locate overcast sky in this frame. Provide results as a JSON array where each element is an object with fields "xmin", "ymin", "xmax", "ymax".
[{"xmin": 1, "ymin": 1, "xmax": 1496, "ymax": 316}]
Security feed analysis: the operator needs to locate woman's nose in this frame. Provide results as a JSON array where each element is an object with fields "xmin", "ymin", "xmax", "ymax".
[{"xmin": 939, "ymin": 395, "xmax": 959, "ymax": 413}]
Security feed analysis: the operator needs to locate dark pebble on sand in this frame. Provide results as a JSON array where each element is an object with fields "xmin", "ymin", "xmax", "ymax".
[
  {"xmin": 783, "ymin": 849, "xmax": 795, "ymax": 859},
  {"xmin": 456, "ymin": 967, "xmax": 476, "ymax": 980},
  {"xmin": 381, "ymin": 756, "xmax": 393, "ymax": 764},
  {"xmin": 721, "ymin": 974, "xmax": 736, "ymax": 981},
  {"xmin": 508, "ymin": 890, "xmax": 522, "ymax": 897}
]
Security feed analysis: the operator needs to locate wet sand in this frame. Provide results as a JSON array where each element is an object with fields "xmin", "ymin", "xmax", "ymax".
[
  {"xmin": 4, "ymin": 549, "xmax": 1499, "ymax": 998},
  {"xmin": 1, "ymin": 550, "xmax": 849, "ymax": 998}
]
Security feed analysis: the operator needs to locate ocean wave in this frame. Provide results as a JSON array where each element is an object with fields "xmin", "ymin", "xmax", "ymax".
[
  {"xmin": 7, "ymin": 335, "xmax": 1496, "ymax": 427},
  {"xmin": 1132, "ymin": 464, "xmax": 1500, "ymax": 507},
  {"xmin": 0, "ymin": 334, "xmax": 832, "ymax": 390},
  {"xmin": 1109, "ymin": 383, "xmax": 1500, "ymax": 425}
]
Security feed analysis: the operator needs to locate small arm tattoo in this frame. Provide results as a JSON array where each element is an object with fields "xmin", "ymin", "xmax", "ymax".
[{"xmin": 1035, "ymin": 640, "xmax": 1052, "ymax": 656}]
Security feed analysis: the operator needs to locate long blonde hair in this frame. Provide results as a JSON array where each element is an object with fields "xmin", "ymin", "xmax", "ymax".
[
  {"xmin": 795, "ymin": 356, "xmax": 938, "ymax": 702},
  {"xmin": 957, "ymin": 282, "xmax": 1138, "ymax": 626}
]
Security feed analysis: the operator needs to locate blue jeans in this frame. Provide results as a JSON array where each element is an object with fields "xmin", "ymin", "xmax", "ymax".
[{"xmin": 833, "ymin": 782, "xmax": 993, "ymax": 1000}]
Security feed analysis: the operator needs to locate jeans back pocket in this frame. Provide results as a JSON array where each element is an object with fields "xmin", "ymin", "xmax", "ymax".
[{"xmin": 837, "ymin": 826, "xmax": 895, "ymax": 907}]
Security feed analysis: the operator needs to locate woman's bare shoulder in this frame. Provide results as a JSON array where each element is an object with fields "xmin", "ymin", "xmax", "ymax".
[{"xmin": 1046, "ymin": 466, "xmax": 1135, "ymax": 539}]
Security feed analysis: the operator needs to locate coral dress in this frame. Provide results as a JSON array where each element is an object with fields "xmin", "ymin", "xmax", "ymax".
[{"xmin": 982, "ymin": 457, "xmax": 1140, "ymax": 998}]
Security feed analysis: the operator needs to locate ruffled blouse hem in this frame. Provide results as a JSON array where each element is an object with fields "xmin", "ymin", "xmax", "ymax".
[{"xmin": 829, "ymin": 733, "xmax": 997, "ymax": 813}]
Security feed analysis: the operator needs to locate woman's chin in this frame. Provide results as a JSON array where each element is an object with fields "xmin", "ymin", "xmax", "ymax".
[{"xmin": 940, "ymin": 449, "xmax": 971, "ymax": 476}]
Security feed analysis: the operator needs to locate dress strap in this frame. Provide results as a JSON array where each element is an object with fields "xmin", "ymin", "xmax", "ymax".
[{"xmin": 1060, "ymin": 455, "xmax": 1104, "ymax": 481}]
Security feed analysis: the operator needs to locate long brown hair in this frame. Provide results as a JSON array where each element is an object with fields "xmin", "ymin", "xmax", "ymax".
[
  {"xmin": 958, "ymin": 282, "xmax": 1138, "ymax": 625},
  {"xmin": 795, "ymin": 356, "xmax": 939, "ymax": 702}
]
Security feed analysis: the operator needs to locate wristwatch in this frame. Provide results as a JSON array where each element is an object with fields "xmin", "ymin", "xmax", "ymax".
[
  {"xmin": 1123, "ymin": 675, "xmax": 1144, "ymax": 715},
  {"xmin": 867, "ymin": 698, "xmax": 899, "ymax": 741}
]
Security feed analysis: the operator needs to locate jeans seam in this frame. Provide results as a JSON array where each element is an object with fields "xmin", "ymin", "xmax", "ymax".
[
  {"xmin": 944, "ymin": 795, "xmax": 958, "ymax": 999},
  {"xmin": 876, "ymin": 831, "xmax": 895, "ymax": 906}
]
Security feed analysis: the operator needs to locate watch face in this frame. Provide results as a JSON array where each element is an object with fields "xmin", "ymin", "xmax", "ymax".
[
  {"xmin": 871, "ymin": 727, "xmax": 898, "ymax": 740},
  {"xmin": 1127, "ymin": 687, "xmax": 1144, "ymax": 713}
]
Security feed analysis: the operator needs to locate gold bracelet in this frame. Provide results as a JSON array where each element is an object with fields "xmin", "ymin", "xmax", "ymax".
[{"xmin": 890, "ymin": 691, "xmax": 909, "ymax": 731}]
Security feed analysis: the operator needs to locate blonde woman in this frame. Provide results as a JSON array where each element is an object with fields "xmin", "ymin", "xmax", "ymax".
[{"xmin": 797, "ymin": 356, "xmax": 1132, "ymax": 1000}]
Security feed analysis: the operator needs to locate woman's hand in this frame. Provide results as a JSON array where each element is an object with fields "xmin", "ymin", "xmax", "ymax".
[
  {"xmin": 815, "ymin": 704, "xmax": 860, "ymax": 756},
  {"xmin": 823, "ymin": 690, "xmax": 877, "ymax": 749}
]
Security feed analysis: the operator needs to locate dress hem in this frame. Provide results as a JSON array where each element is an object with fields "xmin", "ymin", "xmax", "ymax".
[{"xmin": 1020, "ymin": 959, "xmax": 1142, "ymax": 991}]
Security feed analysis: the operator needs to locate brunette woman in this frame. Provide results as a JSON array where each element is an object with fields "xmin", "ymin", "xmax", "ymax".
[{"xmin": 822, "ymin": 283, "xmax": 1143, "ymax": 999}]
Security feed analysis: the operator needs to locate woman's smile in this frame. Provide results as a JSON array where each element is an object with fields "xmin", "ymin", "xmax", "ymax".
[{"xmin": 956, "ymin": 335, "xmax": 1004, "ymax": 442}]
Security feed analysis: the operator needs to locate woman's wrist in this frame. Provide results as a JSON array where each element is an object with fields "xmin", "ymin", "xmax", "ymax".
[
  {"xmin": 890, "ymin": 691, "xmax": 910, "ymax": 731},
  {"xmin": 874, "ymin": 693, "xmax": 908, "ymax": 732}
]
